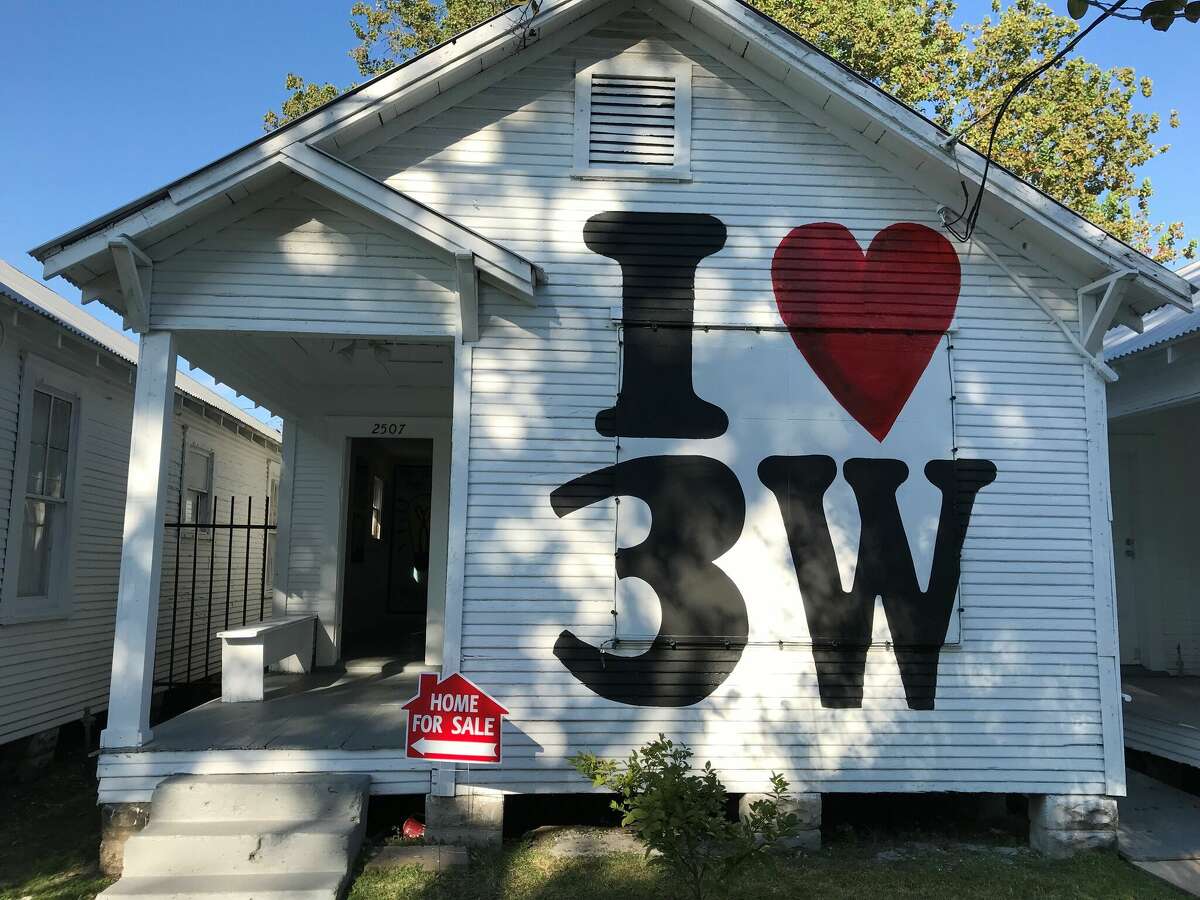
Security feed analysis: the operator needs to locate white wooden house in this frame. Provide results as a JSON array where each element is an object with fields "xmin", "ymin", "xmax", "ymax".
[
  {"xmin": 0, "ymin": 261, "xmax": 281, "ymax": 752},
  {"xmin": 1106, "ymin": 260, "xmax": 1200, "ymax": 768},
  {"xmin": 27, "ymin": 0, "xmax": 1198, "ymax": 862}
]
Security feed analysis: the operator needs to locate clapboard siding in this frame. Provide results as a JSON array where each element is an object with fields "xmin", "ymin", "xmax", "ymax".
[
  {"xmin": 281, "ymin": 422, "xmax": 344, "ymax": 665},
  {"xmin": 150, "ymin": 193, "xmax": 458, "ymax": 334},
  {"xmin": 351, "ymin": 11, "xmax": 1107, "ymax": 794},
  {"xmin": 0, "ymin": 312, "xmax": 280, "ymax": 746}
]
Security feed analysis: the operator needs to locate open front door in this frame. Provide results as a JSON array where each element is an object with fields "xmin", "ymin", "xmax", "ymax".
[{"xmin": 341, "ymin": 437, "xmax": 435, "ymax": 666}]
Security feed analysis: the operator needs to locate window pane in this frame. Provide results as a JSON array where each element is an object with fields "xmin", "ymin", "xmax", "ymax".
[
  {"xmin": 48, "ymin": 396, "xmax": 72, "ymax": 451},
  {"xmin": 17, "ymin": 499, "xmax": 54, "ymax": 598},
  {"xmin": 185, "ymin": 450, "xmax": 211, "ymax": 493},
  {"xmin": 44, "ymin": 449, "xmax": 69, "ymax": 499},
  {"xmin": 26, "ymin": 391, "xmax": 51, "ymax": 495},
  {"xmin": 184, "ymin": 490, "xmax": 211, "ymax": 526},
  {"xmin": 30, "ymin": 391, "xmax": 51, "ymax": 443}
]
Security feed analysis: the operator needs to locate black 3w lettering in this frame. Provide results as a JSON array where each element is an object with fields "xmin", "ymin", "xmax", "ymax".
[
  {"xmin": 758, "ymin": 456, "xmax": 996, "ymax": 710},
  {"xmin": 550, "ymin": 455, "xmax": 748, "ymax": 707}
]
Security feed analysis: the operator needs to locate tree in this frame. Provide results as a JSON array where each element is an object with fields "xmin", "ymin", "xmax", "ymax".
[
  {"xmin": 1068, "ymin": 0, "xmax": 1200, "ymax": 31},
  {"xmin": 265, "ymin": 0, "xmax": 1194, "ymax": 262}
]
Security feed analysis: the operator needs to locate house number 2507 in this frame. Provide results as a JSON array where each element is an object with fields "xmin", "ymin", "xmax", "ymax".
[{"xmin": 371, "ymin": 422, "xmax": 406, "ymax": 435}]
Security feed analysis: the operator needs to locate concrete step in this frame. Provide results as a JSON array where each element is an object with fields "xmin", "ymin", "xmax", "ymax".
[
  {"xmin": 150, "ymin": 774, "xmax": 369, "ymax": 824},
  {"xmin": 121, "ymin": 820, "xmax": 361, "ymax": 877},
  {"xmin": 98, "ymin": 871, "xmax": 346, "ymax": 899},
  {"xmin": 100, "ymin": 773, "xmax": 371, "ymax": 900}
]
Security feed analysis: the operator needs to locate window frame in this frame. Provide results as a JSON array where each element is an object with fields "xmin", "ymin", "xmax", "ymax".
[
  {"xmin": 181, "ymin": 443, "xmax": 215, "ymax": 539},
  {"xmin": 572, "ymin": 59, "xmax": 693, "ymax": 182},
  {"xmin": 1, "ymin": 354, "xmax": 85, "ymax": 624}
]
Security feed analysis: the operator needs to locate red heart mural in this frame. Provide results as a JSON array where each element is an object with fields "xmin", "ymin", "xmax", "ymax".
[{"xmin": 771, "ymin": 222, "xmax": 960, "ymax": 441}]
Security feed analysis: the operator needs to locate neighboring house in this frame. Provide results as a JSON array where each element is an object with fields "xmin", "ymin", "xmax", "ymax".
[
  {"xmin": 1105, "ymin": 260, "xmax": 1200, "ymax": 767},
  {"xmin": 27, "ymin": 0, "xmax": 1198, "ymax": 865},
  {"xmin": 0, "ymin": 261, "xmax": 282, "ymax": 751}
]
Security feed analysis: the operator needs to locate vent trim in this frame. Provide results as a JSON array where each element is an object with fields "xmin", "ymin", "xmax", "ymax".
[{"xmin": 573, "ymin": 60, "xmax": 692, "ymax": 181}]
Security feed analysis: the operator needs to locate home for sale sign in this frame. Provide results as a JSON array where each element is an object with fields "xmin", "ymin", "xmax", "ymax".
[{"xmin": 403, "ymin": 672, "xmax": 508, "ymax": 763}]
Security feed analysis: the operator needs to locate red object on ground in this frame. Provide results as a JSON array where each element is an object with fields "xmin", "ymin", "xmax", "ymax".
[
  {"xmin": 402, "ymin": 816, "xmax": 425, "ymax": 840},
  {"xmin": 402, "ymin": 672, "xmax": 509, "ymax": 764}
]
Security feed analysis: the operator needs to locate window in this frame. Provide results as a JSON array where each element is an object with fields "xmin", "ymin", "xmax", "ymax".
[
  {"xmin": 18, "ymin": 389, "xmax": 73, "ymax": 599},
  {"xmin": 2, "ymin": 357, "xmax": 82, "ymax": 623},
  {"xmin": 574, "ymin": 61, "xmax": 692, "ymax": 181},
  {"xmin": 370, "ymin": 475, "xmax": 384, "ymax": 541},
  {"xmin": 183, "ymin": 447, "xmax": 214, "ymax": 533}
]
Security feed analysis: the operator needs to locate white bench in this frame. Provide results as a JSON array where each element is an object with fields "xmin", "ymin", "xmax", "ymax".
[{"xmin": 217, "ymin": 614, "xmax": 318, "ymax": 703}]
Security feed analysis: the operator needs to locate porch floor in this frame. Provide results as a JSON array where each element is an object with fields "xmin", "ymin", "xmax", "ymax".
[
  {"xmin": 1123, "ymin": 669, "xmax": 1200, "ymax": 769},
  {"xmin": 145, "ymin": 664, "xmax": 430, "ymax": 752}
]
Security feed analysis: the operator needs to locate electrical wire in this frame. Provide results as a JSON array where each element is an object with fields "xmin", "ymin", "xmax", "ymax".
[{"xmin": 940, "ymin": 0, "xmax": 1130, "ymax": 243}]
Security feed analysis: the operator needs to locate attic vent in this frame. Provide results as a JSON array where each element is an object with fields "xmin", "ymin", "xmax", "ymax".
[{"xmin": 574, "ymin": 61, "xmax": 692, "ymax": 180}]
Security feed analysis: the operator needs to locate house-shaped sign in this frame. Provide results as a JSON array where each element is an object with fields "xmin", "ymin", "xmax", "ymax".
[{"xmin": 403, "ymin": 672, "xmax": 508, "ymax": 764}]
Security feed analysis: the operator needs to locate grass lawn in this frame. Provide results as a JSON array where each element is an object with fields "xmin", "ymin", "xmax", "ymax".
[
  {"xmin": 0, "ymin": 746, "xmax": 113, "ymax": 900},
  {"xmin": 350, "ymin": 840, "xmax": 1188, "ymax": 900}
]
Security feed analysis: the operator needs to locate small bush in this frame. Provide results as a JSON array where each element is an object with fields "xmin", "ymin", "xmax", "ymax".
[{"xmin": 571, "ymin": 734, "xmax": 801, "ymax": 900}]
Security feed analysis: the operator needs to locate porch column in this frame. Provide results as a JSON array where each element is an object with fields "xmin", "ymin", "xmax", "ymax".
[{"xmin": 101, "ymin": 330, "xmax": 177, "ymax": 748}]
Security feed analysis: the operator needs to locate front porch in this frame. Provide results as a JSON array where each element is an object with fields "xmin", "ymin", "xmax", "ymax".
[
  {"xmin": 98, "ymin": 667, "xmax": 439, "ymax": 803},
  {"xmin": 146, "ymin": 666, "xmax": 429, "ymax": 753}
]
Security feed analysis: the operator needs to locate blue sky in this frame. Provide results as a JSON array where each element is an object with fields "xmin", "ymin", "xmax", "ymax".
[{"xmin": 0, "ymin": 0, "xmax": 1195, "ymax": 424}]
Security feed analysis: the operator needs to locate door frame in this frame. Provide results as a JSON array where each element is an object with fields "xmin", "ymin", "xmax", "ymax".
[
  {"xmin": 327, "ymin": 415, "xmax": 452, "ymax": 666},
  {"xmin": 1109, "ymin": 432, "xmax": 1156, "ymax": 670}
]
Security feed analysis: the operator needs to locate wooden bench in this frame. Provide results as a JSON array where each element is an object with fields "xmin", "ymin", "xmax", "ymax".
[{"xmin": 217, "ymin": 614, "xmax": 318, "ymax": 703}]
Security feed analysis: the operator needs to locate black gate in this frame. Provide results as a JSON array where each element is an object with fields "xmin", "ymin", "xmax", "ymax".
[{"xmin": 157, "ymin": 495, "xmax": 275, "ymax": 689}]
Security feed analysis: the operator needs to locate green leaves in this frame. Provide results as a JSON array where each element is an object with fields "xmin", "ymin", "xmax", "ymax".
[
  {"xmin": 1187, "ymin": 0, "xmax": 1200, "ymax": 21},
  {"xmin": 1141, "ymin": 0, "xmax": 1183, "ymax": 29},
  {"xmin": 570, "ymin": 736, "xmax": 802, "ymax": 900},
  {"xmin": 1067, "ymin": 0, "xmax": 1089, "ymax": 19}
]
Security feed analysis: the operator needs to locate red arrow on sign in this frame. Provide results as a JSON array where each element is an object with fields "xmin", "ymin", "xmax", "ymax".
[{"xmin": 403, "ymin": 672, "xmax": 508, "ymax": 764}]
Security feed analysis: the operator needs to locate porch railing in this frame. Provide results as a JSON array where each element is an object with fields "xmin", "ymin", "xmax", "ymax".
[{"xmin": 156, "ymin": 495, "xmax": 276, "ymax": 689}]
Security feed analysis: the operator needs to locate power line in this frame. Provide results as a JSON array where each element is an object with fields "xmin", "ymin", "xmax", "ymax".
[{"xmin": 940, "ymin": 0, "xmax": 1130, "ymax": 243}]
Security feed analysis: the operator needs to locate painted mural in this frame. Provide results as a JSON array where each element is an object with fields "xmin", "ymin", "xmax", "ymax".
[{"xmin": 553, "ymin": 212, "xmax": 996, "ymax": 711}]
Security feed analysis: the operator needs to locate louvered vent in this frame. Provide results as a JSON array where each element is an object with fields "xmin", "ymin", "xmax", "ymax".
[
  {"xmin": 575, "ymin": 62, "xmax": 692, "ymax": 179},
  {"xmin": 588, "ymin": 74, "xmax": 677, "ymax": 168}
]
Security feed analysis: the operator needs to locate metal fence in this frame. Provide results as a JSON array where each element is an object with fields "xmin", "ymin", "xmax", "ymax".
[{"xmin": 156, "ymin": 495, "xmax": 276, "ymax": 689}]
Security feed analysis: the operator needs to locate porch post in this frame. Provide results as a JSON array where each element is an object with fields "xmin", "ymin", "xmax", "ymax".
[{"xmin": 101, "ymin": 330, "xmax": 177, "ymax": 748}]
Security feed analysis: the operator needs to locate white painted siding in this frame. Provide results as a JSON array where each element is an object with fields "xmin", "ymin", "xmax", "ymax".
[
  {"xmin": 0, "ymin": 309, "xmax": 280, "ymax": 746},
  {"xmin": 150, "ymin": 191, "xmax": 459, "ymax": 335},
  {"xmin": 281, "ymin": 422, "xmax": 345, "ymax": 665},
  {"xmin": 352, "ymin": 11, "xmax": 1109, "ymax": 794}
]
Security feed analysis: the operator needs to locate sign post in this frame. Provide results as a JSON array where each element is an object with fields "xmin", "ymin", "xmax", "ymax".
[{"xmin": 403, "ymin": 672, "xmax": 508, "ymax": 764}]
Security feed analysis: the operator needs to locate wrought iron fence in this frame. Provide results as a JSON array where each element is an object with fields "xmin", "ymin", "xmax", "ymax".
[{"xmin": 156, "ymin": 495, "xmax": 275, "ymax": 689}]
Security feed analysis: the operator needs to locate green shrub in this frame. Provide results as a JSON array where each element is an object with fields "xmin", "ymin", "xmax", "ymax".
[{"xmin": 570, "ymin": 735, "xmax": 801, "ymax": 900}]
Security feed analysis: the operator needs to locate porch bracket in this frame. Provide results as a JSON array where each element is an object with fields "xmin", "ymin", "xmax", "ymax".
[
  {"xmin": 972, "ymin": 236, "xmax": 1119, "ymax": 383},
  {"xmin": 1078, "ymin": 269, "xmax": 1140, "ymax": 354},
  {"xmin": 456, "ymin": 252, "xmax": 480, "ymax": 343},
  {"xmin": 108, "ymin": 236, "xmax": 153, "ymax": 334},
  {"xmin": 277, "ymin": 142, "xmax": 540, "ymax": 305}
]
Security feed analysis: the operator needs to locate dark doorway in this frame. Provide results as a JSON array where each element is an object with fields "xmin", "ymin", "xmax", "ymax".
[{"xmin": 341, "ymin": 437, "xmax": 434, "ymax": 664}]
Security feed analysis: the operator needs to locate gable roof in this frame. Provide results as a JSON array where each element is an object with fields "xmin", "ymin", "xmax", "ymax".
[
  {"xmin": 0, "ymin": 261, "xmax": 281, "ymax": 442},
  {"xmin": 29, "ymin": 0, "xmax": 1195, "ymax": 324}
]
